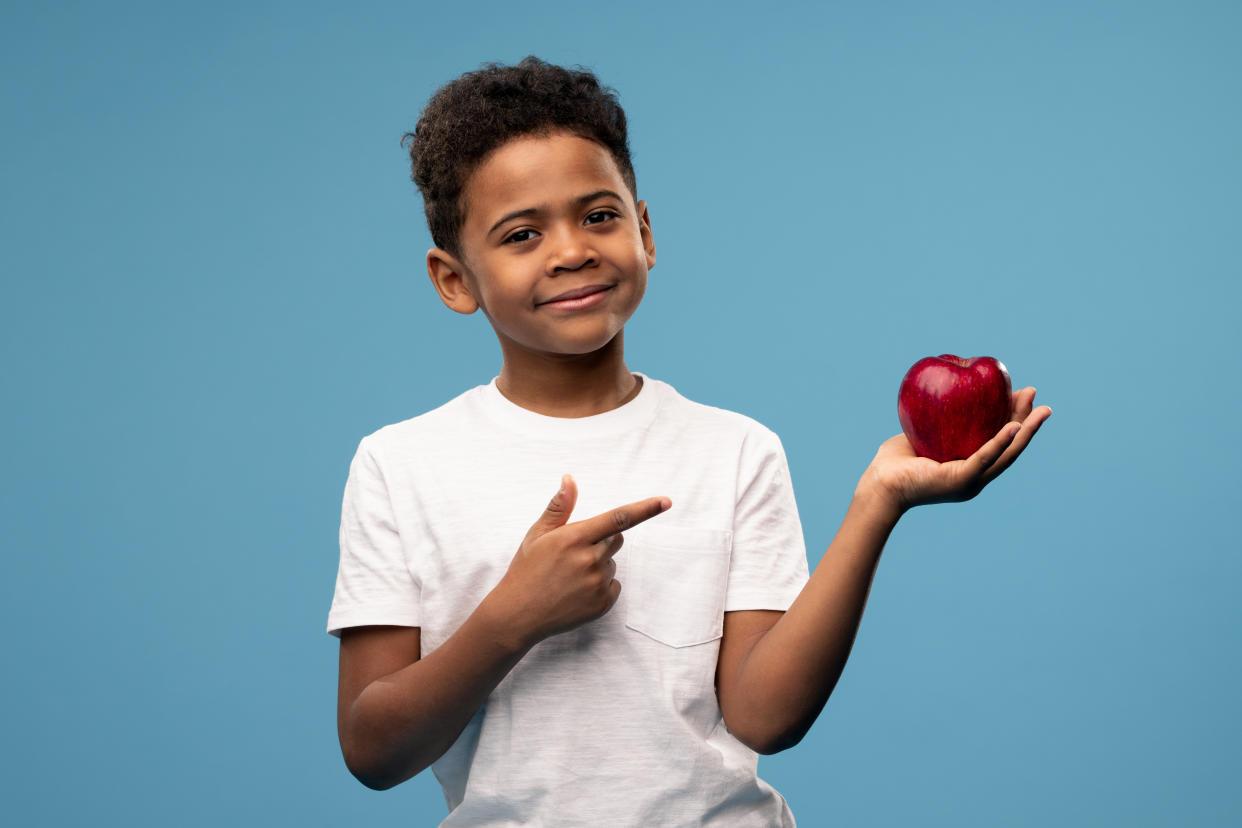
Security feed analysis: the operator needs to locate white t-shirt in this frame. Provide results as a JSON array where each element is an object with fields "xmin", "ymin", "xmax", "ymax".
[{"xmin": 327, "ymin": 372, "xmax": 810, "ymax": 826}]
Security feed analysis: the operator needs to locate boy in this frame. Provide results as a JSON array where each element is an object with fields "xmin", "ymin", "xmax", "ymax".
[{"xmin": 327, "ymin": 56, "xmax": 1051, "ymax": 825}]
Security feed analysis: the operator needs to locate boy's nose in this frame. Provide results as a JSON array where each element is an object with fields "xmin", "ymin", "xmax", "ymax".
[{"xmin": 546, "ymin": 229, "xmax": 598, "ymax": 273}]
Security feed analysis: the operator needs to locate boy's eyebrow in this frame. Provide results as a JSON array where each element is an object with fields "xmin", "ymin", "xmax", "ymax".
[{"xmin": 486, "ymin": 189, "xmax": 626, "ymax": 237}]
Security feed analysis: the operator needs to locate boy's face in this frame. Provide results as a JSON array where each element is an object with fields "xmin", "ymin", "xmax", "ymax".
[{"xmin": 427, "ymin": 131, "xmax": 656, "ymax": 361}]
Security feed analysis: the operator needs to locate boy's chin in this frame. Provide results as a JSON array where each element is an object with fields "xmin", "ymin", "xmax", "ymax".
[
  {"xmin": 548, "ymin": 337, "xmax": 623, "ymax": 358},
  {"xmin": 518, "ymin": 330, "xmax": 628, "ymax": 360}
]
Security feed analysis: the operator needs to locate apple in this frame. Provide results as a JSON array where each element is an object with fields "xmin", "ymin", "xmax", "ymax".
[{"xmin": 897, "ymin": 355, "xmax": 1013, "ymax": 462}]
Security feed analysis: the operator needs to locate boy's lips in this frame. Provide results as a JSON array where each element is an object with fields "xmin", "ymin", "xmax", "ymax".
[{"xmin": 538, "ymin": 284, "xmax": 613, "ymax": 306}]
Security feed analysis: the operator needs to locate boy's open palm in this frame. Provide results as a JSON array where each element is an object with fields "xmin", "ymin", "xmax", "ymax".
[
  {"xmin": 494, "ymin": 474, "xmax": 671, "ymax": 646},
  {"xmin": 860, "ymin": 386, "xmax": 1053, "ymax": 512}
]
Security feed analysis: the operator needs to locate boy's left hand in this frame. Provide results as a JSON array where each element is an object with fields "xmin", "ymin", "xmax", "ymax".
[{"xmin": 859, "ymin": 386, "xmax": 1052, "ymax": 515}]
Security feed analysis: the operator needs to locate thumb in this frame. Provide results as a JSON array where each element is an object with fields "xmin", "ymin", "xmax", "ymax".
[{"xmin": 529, "ymin": 473, "xmax": 578, "ymax": 537}]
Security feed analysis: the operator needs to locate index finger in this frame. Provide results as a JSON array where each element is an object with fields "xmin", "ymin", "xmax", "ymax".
[
  {"xmin": 570, "ymin": 496, "xmax": 672, "ymax": 546},
  {"xmin": 1010, "ymin": 386, "xmax": 1036, "ymax": 422}
]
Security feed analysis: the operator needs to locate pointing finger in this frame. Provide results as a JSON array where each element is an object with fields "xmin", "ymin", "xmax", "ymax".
[{"xmin": 573, "ymin": 496, "xmax": 672, "ymax": 546}]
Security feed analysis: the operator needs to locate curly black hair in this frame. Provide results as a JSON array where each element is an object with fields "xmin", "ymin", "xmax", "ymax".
[{"xmin": 401, "ymin": 56, "xmax": 638, "ymax": 262}]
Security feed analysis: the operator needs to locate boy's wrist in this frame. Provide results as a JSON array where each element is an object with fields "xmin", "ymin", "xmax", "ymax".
[
  {"xmin": 478, "ymin": 581, "xmax": 542, "ymax": 655},
  {"xmin": 852, "ymin": 473, "xmax": 907, "ymax": 527}
]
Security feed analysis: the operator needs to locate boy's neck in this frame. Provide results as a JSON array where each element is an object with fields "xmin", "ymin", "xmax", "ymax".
[{"xmin": 494, "ymin": 342, "xmax": 642, "ymax": 419}]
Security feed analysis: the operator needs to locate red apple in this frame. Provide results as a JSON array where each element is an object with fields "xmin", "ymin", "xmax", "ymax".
[{"xmin": 897, "ymin": 355, "xmax": 1013, "ymax": 462}]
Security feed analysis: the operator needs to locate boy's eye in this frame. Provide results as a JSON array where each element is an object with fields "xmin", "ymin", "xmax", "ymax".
[
  {"xmin": 585, "ymin": 209, "xmax": 617, "ymax": 224},
  {"xmin": 504, "ymin": 229, "xmax": 536, "ymax": 244}
]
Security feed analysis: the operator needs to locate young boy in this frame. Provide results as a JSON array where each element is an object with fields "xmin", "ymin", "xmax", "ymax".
[{"xmin": 327, "ymin": 56, "xmax": 1051, "ymax": 825}]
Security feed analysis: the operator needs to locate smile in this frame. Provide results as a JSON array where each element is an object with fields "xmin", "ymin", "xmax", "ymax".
[{"xmin": 539, "ymin": 285, "xmax": 613, "ymax": 310}]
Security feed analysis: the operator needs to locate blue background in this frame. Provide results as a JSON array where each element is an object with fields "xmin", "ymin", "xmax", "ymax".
[{"xmin": 3, "ymin": 1, "xmax": 1239, "ymax": 825}]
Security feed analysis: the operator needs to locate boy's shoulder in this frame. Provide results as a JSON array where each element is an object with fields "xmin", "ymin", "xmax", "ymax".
[
  {"xmin": 351, "ymin": 381, "xmax": 484, "ymax": 457},
  {"xmin": 658, "ymin": 379, "xmax": 783, "ymax": 443}
]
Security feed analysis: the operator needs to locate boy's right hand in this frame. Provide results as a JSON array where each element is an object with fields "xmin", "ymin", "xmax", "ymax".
[{"xmin": 490, "ymin": 474, "xmax": 671, "ymax": 648}]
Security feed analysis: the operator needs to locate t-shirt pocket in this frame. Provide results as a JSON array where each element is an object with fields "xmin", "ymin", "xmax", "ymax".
[{"xmin": 623, "ymin": 526, "xmax": 733, "ymax": 648}]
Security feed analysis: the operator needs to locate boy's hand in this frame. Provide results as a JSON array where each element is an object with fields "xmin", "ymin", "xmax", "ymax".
[
  {"xmin": 491, "ymin": 474, "xmax": 671, "ymax": 647},
  {"xmin": 858, "ymin": 386, "xmax": 1052, "ymax": 514}
]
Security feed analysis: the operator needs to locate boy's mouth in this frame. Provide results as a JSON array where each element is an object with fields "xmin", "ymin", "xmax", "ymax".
[{"xmin": 538, "ymin": 284, "xmax": 613, "ymax": 306}]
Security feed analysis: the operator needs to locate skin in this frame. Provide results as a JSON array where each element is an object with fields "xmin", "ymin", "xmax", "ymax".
[
  {"xmin": 426, "ymin": 130, "xmax": 656, "ymax": 417},
  {"xmin": 336, "ymin": 129, "xmax": 1054, "ymax": 787}
]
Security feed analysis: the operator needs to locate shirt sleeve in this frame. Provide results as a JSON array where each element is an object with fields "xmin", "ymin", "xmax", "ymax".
[
  {"xmin": 724, "ymin": 425, "xmax": 811, "ymax": 612},
  {"xmin": 326, "ymin": 435, "xmax": 422, "ymax": 637}
]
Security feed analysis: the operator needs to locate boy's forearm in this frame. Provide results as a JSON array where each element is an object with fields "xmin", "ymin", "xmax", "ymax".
[
  {"xmin": 729, "ymin": 484, "xmax": 902, "ymax": 753},
  {"xmin": 346, "ymin": 592, "xmax": 534, "ymax": 790}
]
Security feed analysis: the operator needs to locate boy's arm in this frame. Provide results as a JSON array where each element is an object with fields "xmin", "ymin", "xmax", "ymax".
[
  {"xmin": 338, "ymin": 604, "xmax": 530, "ymax": 790},
  {"xmin": 337, "ymin": 475, "xmax": 671, "ymax": 789},
  {"xmin": 716, "ymin": 389, "xmax": 1051, "ymax": 754},
  {"xmin": 714, "ymin": 486, "xmax": 899, "ymax": 754}
]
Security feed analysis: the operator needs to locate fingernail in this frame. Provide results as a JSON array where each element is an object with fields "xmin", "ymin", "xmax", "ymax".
[
  {"xmin": 660, "ymin": 497, "xmax": 672, "ymax": 511},
  {"xmin": 559, "ymin": 474, "xmax": 569, "ymax": 493}
]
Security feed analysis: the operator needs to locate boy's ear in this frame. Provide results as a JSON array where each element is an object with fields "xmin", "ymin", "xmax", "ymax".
[
  {"xmin": 426, "ymin": 248, "xmax": 480, "ymax": 315},
  {"xmin": 637, "ymin": 200, "xmax": 656, "ymax": 270}
]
